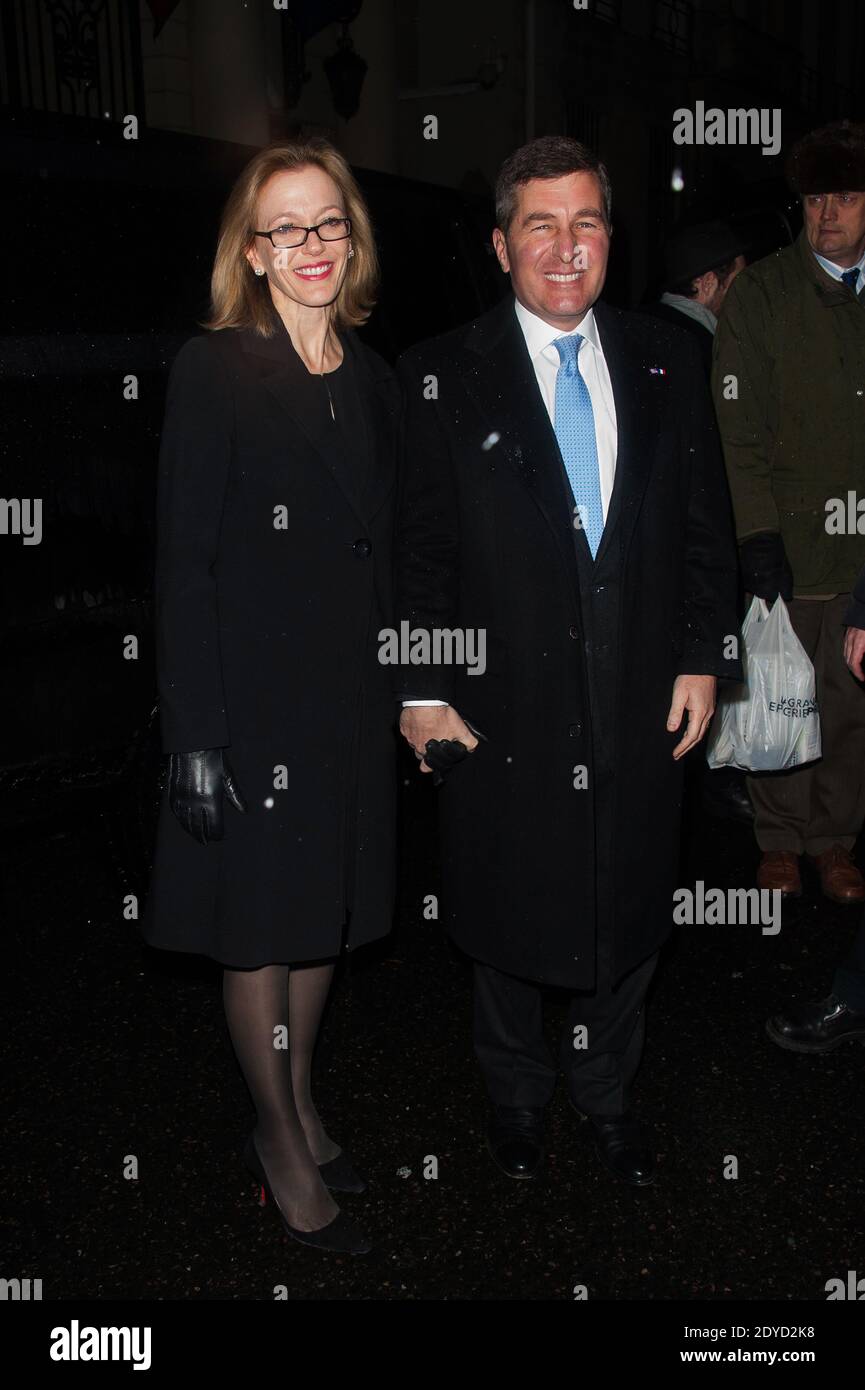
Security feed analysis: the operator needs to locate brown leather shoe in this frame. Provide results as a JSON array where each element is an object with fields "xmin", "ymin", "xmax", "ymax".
[
  {"xmin": 756, "ymin": 850, "xmax": 802, "ymax": 897},
  {"xmin": 807, "ymin": 844, "xmax": 865, "ymax": 905}
]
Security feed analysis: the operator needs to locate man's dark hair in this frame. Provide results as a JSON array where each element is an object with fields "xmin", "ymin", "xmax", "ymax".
[
  {"xmin": 495, "ymin": 135, "xmax": 612, "ymax": 236},
  {"xmin": 668, "ymin": 257, "xmax": 741, "ymax": 299}
]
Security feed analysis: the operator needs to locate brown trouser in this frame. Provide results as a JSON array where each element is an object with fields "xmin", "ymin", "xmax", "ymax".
[{"xmin": 747, "ymin": 594, "xmax": 865, "ymax": 855}]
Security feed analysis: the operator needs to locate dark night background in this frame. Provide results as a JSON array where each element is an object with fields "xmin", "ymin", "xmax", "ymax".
[{"xmin": 1, "ymin": 0, "xmax": 864, "ymax": 1315}]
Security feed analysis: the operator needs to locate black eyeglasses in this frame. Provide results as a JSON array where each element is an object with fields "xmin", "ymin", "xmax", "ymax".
[{"xmin": 254, "ymin": 217, "xmax": 352, "ymax": 249}]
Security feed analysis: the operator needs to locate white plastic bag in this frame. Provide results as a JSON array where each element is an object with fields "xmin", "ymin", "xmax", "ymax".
[{"xmin": 706, "ymin": 596, "xmax": 821, "ymax": 772}]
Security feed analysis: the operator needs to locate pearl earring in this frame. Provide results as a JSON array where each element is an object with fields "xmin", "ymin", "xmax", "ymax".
[
  {"xmin": 348, "ymin": 246, "xmax": 355, "ymax": 259},
  {"xmin": 254, "ymin": 266, "xmax": 265, "ymax": 276}
]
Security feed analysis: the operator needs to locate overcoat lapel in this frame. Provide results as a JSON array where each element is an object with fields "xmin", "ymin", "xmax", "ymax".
[
  {"xmin": 344, "ymin": 328, "xmax": 399, "ymax": 524},
  {"xmin": 462, "ymin": 296, "xmax": 583, "ymax": 607},
  {"xmin": 590, "ymin": 300, "xmax": 658, "ymax": 573},
  {"xmin": 239, "ymin": 315, "xmax": 396, "ymax": 527}
]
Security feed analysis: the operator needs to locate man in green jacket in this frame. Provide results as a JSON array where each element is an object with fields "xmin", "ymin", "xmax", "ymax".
[
  {"xmin": 712, "ymin": 120, "xmax": 865, "ymax": 904},
  {"xmin": 766, "ymin": 563, "xmax": 865, "ymax": 1052}
]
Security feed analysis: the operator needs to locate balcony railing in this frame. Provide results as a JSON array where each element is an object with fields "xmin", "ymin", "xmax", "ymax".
[{"xmin": 0, "ymin": 0, "xmax": 145, "ymax": 123}]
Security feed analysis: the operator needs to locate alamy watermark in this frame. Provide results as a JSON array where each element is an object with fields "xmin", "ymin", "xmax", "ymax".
[
  {"xmin": 378, "ymin": 622, "xmax": 486, "ymax": 676},
  {"xmin": 673, "ymin": 881, "xmax": 781, "ymax": 935},
  {"xmin": 825, "ymin": 491, "xmax": 865, "ymax": 534},
  {"xmin": 49, "ymin": 1320, "xmax": 151, "ymax": 1370},
  {"xmin": 672, "ymin": 102, "xmax": 781, "ymax": 157},
  {"xmin": 0, "ymin": 498, "xmax": 42, "ymax": 545}
]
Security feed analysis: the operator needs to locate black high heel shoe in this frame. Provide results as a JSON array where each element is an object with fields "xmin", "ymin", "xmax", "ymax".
[
  {"xmin": 243, "ymin": 1134, "xmax": 372, "ymax": 1254},
  {"xmin": 317, "ymin": 1150, "xmax": 367, "ymax": 1194}
]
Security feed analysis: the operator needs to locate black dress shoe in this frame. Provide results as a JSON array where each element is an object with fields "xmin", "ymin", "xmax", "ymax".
[
  {"xmin": 243, "ymin": 1134, "xmax": 372, "ymax": 1254},
  {"xmin": 486, "ymin": 1106, "xmax": 545, "ymax": 1179},
  {"xmin": 317, "ymin": 1150, "xmax": 367, "ymax": 1194},
  {"xmin": 766, "ymin": 994, "xmax": 865, "ymax": 1054},
  {"xmin": 572, "ymin": 1104, "xmax": 657, "ymax": 1186}
]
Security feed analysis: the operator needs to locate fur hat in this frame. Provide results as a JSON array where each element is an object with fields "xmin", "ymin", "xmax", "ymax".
[{"xmin": 786, "ymin": 120, "xmax": 865, "ymax": 194}]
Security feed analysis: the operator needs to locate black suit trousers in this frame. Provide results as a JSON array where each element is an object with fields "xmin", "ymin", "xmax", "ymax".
[{"xmin": 472, "ymin": 758, "xmax": 659, "ymax": 1114}]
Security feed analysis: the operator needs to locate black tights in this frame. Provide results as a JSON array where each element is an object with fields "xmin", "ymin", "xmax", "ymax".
[{"xmin": 223, "ymin": 960, "xmax": 340, "ymax": 1231}]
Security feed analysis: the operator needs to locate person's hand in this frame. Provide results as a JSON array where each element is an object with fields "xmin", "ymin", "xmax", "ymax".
[
  {"xmin": 844, "ymin": 626, "xmax": 865, "ymax": 680},
  {"xmin": 169, "ymin": 748, "xmax": 247, "ymax": 844},
  {"xmin": 667, "ymin": 675, "xmax": 717, "ymax": 759},
  {"xmin": 399, "ymin": 706, "xmax": 480, "ymax": 775},
  {"xmin": 739, "ymin": 531, "xmax": 794, "ymax": 603}
]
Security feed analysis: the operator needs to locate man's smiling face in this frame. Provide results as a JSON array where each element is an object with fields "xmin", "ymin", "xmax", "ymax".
[{"xmin": 492, "ymin": 170, "xmax": 611, "ymax": 329}]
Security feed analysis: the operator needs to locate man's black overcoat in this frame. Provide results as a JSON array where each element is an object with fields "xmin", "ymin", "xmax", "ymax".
[
  {"xmin": 394, "ymin": 295, "xmax": 742, "ymax": 989},
  {"xmin": 142, "ymin": 319, "xmax": 399, "ymax": 967}
]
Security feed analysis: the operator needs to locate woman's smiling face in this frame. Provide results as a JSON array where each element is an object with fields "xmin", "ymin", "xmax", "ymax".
[{"xmin": 246, "ymin": 164, "xmax": 352, "ymax": 310}]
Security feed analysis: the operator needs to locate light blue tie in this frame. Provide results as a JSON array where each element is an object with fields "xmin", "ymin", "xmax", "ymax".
[{"xmin": 553, "ymin": 333, "xmax": 603, "ymax": 558}]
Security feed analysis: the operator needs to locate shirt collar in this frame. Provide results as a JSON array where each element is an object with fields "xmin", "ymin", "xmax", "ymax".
[
  {"xmin": 660, "ymin": 291, "xmax": 718, "ymax": 335},
  {"xmin": 812, "ymin": 246, "xmax": 865, "ymax": 284},
  {"xmin": 513, "ymin": 294, "xmax": 600, "ymax": 361}
]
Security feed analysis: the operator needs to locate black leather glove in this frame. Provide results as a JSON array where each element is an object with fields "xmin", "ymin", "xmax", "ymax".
[
  {"xmin": 424, "ymin": 720, "xmax": 487, "ymax": 786},
  {"xmin": 169, "ymin": 748, "xmax": 247, "ymax": 845},
  {"xmin": 739, "ymin": 531, "xmax": 794, "ymax": 603},
  {"xmin": 424, "ymin": 738, "xmax": 469, "ymax": 786}
]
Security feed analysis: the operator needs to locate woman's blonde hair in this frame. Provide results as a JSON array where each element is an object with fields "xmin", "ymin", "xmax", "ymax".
[{"xmin": 204, "ymin": 136, "xmax": 379, "ymax": 336}]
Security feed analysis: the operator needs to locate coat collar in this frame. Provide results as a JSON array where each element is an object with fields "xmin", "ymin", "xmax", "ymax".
[
  {"xmin": 795, "ymin": 227, "xmax": 862, "ymax": 307},
  {"xmin": 237, "ymin": 308, "xmax": 397, "ymax": 526},
  {"xmin": 461, "ymin": 294, "xmax": 657, "ymax": 585}
]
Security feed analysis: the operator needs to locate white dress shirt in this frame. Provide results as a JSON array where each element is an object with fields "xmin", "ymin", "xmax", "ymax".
[
  {"xmin": 513, "ymin": 295, "xmax": 618, "ymax": 522},
  {"xmin": 403, "ymin": 293, "xmax": 618, "ymax": 707},
  {"xmin": 813, "ymin": 246, "xmax": 865, "ymax": 291}
]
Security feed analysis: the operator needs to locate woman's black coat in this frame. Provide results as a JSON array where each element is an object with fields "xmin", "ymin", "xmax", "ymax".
[{"xmin": 141, "ymin": 317, "xmax": 400, "ymax": 967}]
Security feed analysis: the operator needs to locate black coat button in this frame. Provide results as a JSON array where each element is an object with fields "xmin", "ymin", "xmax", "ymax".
[
  {"xmin": 569, "ymin": 722, "xmax": 582, "ymax": 737},
  {"xmin": 353, "ymin": 538, "xmax": 372, "ymax": 557},
  {"xmin": 569, "ymin": 624, "xmax": 579, "ymax": 639}
]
